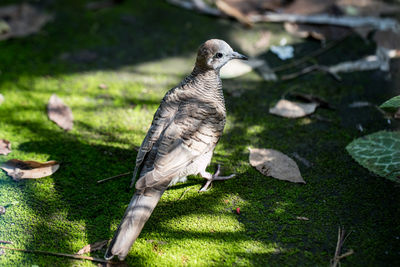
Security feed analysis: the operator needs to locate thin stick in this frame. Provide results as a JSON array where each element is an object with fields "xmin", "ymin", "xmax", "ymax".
[
  {"xmin": 97, "ymin": 172, "xmax": 132, "ymax": 184},
  {"xmin": 280, "ymin": 64, "xmax": 341, "ymax": 81},
  {"xmin": 330, "ymin": 227, "xmax": 354, "ymax": 267},
  {"xmin": 178, "ymin": 187, "xmax": 192, "ymax": 200},
  {"xmin": 272, "ymin": 39, "xmax": 343, "ymax": 72},
  {"xmin": 0, "ymin": 246, "xmax": 112, "ymax": 264},
  {"xmin": 250, "ymin": 12, "xmax": 400, "ymax": 31},
  {"xmin": 0, "ymin": 241, "xmax": 13, "ymax": 244}
]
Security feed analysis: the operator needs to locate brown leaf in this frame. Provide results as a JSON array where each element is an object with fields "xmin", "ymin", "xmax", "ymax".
[
  {"xmin": 269, "ymin": 99, "xmax": 318, "ymax": 118},
  {"xmin": 0, "ymin": 159, "xmax": 60, "ymax": 180},
  {"xmin": 289, "ymin": 92, "xmax": 335, "ymax": 109},
  {"xmin": 283, "ymin": 0, "xmax": 338, "ymax": 15},
  {"xmin": 0, "ymin": 139, "xmax": 11, "ymax": 155},
  {"xmin": 216, "ymin": 0, "xmax": 253, "ymax": 27},
  {"xmin": 0, "ymin": 206, "xmax": 5, "ymax": 215},
  {"xmin": 0, "ymin": 3, "xmax": 52, "ymax": 41},
  {"xmin": 249, "ymin": 148, "xmax": 306, "ymax": 184},
  {"xmin": 76, "ymin": 240, "xmax": 108, "ymax": 255},
  {"xmin": 47, "ymin": 94, "xmax": 73, "ymax": 131},
  {"xmin": 220, "ymin": 58, "xmax": 264, "ymax": 79},
  {"xmin": 284, "ymin": 22, "xmax": 352, "ymax": 41}
]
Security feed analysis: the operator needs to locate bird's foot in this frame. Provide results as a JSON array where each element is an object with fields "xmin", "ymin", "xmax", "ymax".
[{"xmin": 199, "ymin": 165, "xmax": 235, "ymax": 192}]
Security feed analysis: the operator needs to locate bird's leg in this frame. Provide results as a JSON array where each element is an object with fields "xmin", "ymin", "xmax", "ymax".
[{"xmin": 199, "ymin": 165, "xmax": 236, "ymax": 192}]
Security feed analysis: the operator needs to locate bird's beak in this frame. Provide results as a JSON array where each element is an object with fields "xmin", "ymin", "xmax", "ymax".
[{"xmin": 231, "ymin": 51, "xmax": 248, "ymax": 60}]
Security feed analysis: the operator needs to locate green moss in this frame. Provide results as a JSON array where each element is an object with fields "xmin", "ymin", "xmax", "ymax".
[{"xmin": 0, "ymin": 0, "xmax": 399, "ymax": 266}]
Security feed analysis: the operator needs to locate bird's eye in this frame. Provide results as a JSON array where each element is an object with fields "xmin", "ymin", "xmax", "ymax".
[{"xmin": 215, "ymin": 52, "xmax": 223, "ymax": 58}]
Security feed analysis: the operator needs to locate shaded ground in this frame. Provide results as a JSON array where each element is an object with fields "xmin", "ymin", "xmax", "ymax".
[{"xmin": 0, "ymin": 0, "xmax": 399, "ymax": 266}]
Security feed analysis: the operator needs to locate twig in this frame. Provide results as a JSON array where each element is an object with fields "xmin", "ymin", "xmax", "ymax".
[
  {"xmin": 0, "ymin": 240, "xmax": 13, "ymax": 244},
  {"xmin": 272, "ymin": 39, "xmax": 343, "ymax": 72},
  {"xmin": 178, "ymin": 187, "xmax": 193, "ymax": 200},
  {"xmin": 330, "ymin": 227, "xmax": 354, "ymax": 267},
  {"xmin": 97, "ymin": 172, "xmax": 132, "ymax": 184},
  {"xmin": 250, "ymin": 12, "xmax": 400, "ymax": 32},
  {"xmin": 0, "ymin": 246, "xmax": 112, "ymax": 264},
  {"xmin": 280, "ymin": 64, "xmax": 341, "ymax": 81}
]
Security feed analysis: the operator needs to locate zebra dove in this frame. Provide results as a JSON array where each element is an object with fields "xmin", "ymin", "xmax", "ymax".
[{"xmin": 104, "ymin": 39, "xmax": 247, "ymax": 261}]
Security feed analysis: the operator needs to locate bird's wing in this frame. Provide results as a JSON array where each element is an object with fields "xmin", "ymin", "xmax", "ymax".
[
  {"xmin": 131, "ymin": 89, "xmax": 180, "ymax": 186},
  {"xmin": 135, "ymin": 100, "xmax": 224, "ymax": 190}
]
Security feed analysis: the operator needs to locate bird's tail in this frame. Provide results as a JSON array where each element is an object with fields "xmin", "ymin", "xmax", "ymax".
[{"xmin": 104, "ymin": 187, "xmax": 165, "ymax": 261}]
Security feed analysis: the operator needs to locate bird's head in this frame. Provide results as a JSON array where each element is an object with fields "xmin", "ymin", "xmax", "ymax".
[{"xmin": 195, "ymin": 39, "xmax": 248, "ymax": 71}]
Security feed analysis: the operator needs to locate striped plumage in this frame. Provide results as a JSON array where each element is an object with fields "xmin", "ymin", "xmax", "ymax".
[{"xmin": 105, "ymin": 39, "xmax": 247, "ymax": 261}]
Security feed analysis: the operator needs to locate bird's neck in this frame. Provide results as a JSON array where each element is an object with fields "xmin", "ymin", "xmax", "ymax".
[{"xmin": 188, "ymin": 66, "xmax": 224, "ymax": 102}]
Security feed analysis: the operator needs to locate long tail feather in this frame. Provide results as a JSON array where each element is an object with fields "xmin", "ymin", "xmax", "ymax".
[{"xmin": 105, "ymin": 187, "xmax": 165, "ymax": 260}]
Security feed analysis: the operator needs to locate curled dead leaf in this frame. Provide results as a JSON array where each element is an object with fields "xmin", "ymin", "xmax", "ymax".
[
  {"xmin": 47, "ymin": 94, "xmax": 73, "ymax": 131},
  {"xmin": 0, "ymin": 159, "xmax": 60, "ymax": 180},
  {"xmin": 76, "ymin": 240, "xmax": 108, "ymax": 255},
  {"xmin": 249, "ymin": 148, "xmax": 305, "ymax": 184},
  {"xmin": 269, "ymin": 99, "xmax": 318, "ymax": 118},
  {"xmin": 0, "ymin": 139, "xmax": 11, "ymax": 155},
  {"xmin": 220, "ymin": 58, "xmax": 264, "ymax": 79},
  {"xmin": 289, "ymin": 92, "xmax": 334, "ymax": 109}
]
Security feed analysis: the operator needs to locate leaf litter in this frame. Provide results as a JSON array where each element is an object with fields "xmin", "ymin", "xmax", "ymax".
[
  {"xmin": 76, "ymin": 240, "xmax": 109, "ymax": 255},
  {"xmin": 249, "ymin": 148, "xmax": 306, "ymax": 184},
  {"xmin": 0, "ymin": 159, "xmax": 60, "ymax": 180},
  {"xmin": 0, "ymin": 140, "xmax": 11, "ymax": 155},
  {"xmin": 269, "ymin": 99, "xmax": 318, "ymax": 118},
  {"xmin": 47, "ymin": 94, "xmax": 74, "ymax": 131}
]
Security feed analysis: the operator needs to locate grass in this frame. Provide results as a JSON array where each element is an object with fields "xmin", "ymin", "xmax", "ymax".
[{"xmin": 0, "ymin": 0, "xmax": 400, "ymax": 266}]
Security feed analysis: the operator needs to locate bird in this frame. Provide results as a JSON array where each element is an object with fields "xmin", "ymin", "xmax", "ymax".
[{"xmin": 104, "ymin": 39, "xmax": 248, "ymax": 261}]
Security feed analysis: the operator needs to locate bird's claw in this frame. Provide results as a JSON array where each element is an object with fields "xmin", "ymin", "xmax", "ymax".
[{"xmin": 199, "ymin": 164, "xmax": 236, "ymax": 192}]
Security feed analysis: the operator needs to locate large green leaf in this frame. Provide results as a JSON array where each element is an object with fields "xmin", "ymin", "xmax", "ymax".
[
  {"xmin": 346, "ymin": 131, "xmax": 400, "ymax": 183},
  {"xmin": 380, "ymin": 95, "xmax": 400, "ymax": 111}
]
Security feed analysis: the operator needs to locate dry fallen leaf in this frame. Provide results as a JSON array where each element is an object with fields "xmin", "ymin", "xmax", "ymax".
[
  {"xmin": 76, "ymin": 240, "xmax": 108, "ymax": 255},
  {"xmin": 0, "ymin": 159, "xmax": 60, "ymax": 180},
  {"xmin": 289, "ymin": 92, "xmax": 334, "ymax": 109},
  {"xmin": 0, "ymin": 139, "xmax": 11, "ymax": 155},
  {"xmin": 0, "ymin": 206, "xmax": 5, "ymax": 215},
  {"xmin": 283, "ymin": 0, "xmax": 337, "ymax": 15},
  {"xmin": 269, "ymin": 99, "xmax": 318, "ymax": 118},
  {"xmin": 47, "ymin": 94, "xmax": 73, "ymax": 131},
  {"xmin": 216, "ymin": 0, "xmax": 253, "ymax": 27},
  {"xmin": 0, "ymin": 3, "xmax": 52, "ymax": 41},
  {"xmin": 284, "ymin": 22, "xmax": 352, "ymax": 41},
  {"xmin": 249, "ymin": 148, "xmax": 306, "ymax": 184},
  {"xmin": 220, "ymin": 58, "xmax": 264, "ymax": 79}
]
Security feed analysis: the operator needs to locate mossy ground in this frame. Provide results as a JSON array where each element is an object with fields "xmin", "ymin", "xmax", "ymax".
[{"xmin": 0, "ymin": 0, "xmax": 399, "ymax": 266}]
